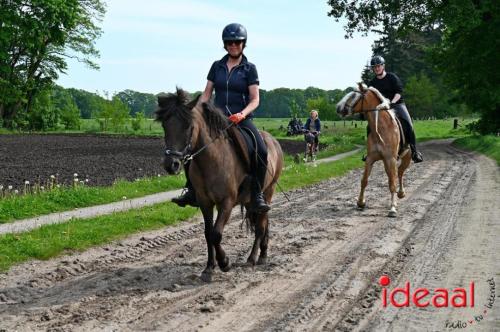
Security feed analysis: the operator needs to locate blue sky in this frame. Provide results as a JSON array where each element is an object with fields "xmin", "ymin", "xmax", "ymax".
[{"xmin": 56, "ymin": 0, "xmax": 377, "ymax": 95}]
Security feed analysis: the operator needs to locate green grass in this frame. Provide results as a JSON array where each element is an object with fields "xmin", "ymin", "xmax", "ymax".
[
  {"xmin": 0, "ymin": 118, "xmax": 475, "ymax": 225},
  {"xmin": 0, "ymin": 203, "xmax": 198, "ymax": 271},
  {"xmin": 0, "ymin": 175, "xmax": 185, "ymax": 223},
  {"xmin": 454, "ymin": 135, "xmax": 500, "ymax": 165},
  {"xmin": 0, "ymin": 152, "xmax": 364, "ymax": 272}
]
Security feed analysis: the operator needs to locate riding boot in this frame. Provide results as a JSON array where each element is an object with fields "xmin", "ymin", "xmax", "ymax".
[
  {"xmin": 407, "ymin": 127, "xmax": 423, "ymax": 163},
  {"xmin": 171, "ymin": 163, "xmax": 198, "ymax": 207},
  {"xmin": 250, "ymin": 178, "xmax": 270, "ymax": 213},
  {"xmin": 410, "ymin": 144, "xmax": 424, "ymax": 163},
  {"xmin": 250, "ymin": 161, "xmax": 270, "ymax": 213},
  {"xmin": 172, "ymin": 181, "xmax": 198, "ymax": 207}
]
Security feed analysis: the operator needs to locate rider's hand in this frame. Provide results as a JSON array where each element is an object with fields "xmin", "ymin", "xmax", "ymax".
[{"xmin": 229, "ymin": 112, "xmax": 245, "ymax": 124}]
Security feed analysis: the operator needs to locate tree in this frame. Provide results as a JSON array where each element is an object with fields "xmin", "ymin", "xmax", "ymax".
[
  {"xmin": 327, "ymin": 0, "xmax": 500, "ymax": 133},
  {"xmin": 0, "ymin": 0, "xmax": 105, "ymax": 128}
]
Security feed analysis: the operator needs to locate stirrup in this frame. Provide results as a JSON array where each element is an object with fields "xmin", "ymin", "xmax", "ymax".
[
  {"xmin": 412, "ymin": 151, "xmax": 424, "ymax": 163},
  {"xmin": 361, "ymin": 155, "xmax": 367, "ymax": 162},
  {"xmin": 171, "ymin": 188, "xmax": 198, "ymax": 207},
  {"xmin": 250, "ymin": 192, "xmax": 270, "ymax": 213}
]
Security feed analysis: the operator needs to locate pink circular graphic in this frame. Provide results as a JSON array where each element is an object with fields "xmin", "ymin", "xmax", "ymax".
[{"xmin": 379, "ymin": 275, "xmax": 391, "ymax": 286}]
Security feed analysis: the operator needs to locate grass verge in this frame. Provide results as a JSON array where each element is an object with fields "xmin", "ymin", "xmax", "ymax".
[
  {"xmin": 453, "ymin": 135, "xmax": 500, "ymax": 165},
  {"xmin": 0, "ymin": 175, "xmax": 185, "ymax": 224}
]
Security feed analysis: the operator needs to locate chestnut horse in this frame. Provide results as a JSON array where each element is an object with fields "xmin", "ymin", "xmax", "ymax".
[
  {"xmin": 336, "ymin": 83, "xmax": 411, "ymax": 217},
  {"xmin": 156, "ymin": 89, "xmax": 283, "ymax": 281}
]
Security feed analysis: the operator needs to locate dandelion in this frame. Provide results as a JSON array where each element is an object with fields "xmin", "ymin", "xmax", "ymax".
[
  {"xmin": 25, "ymin": 180, "xmax": 30, "ymax": 185},
  {"xmin": 57, "ymin": 184, "xmax": 61, "ymax": 188},
  {"xmin": 85, "ymin": 179, "xmax": 89, "ymax": 183},
  {"xmin": 8, "ymin": 185, "xmax": 12, "ymax": 190},
  {"xmin": 0, "ymin": 185, "xmax": 3, "ymax": 190},
  {"xmin": 122, "ymin": 196, "xmax": 127, "ymax": 200},
  {"xmin": 14, "ymin": 189, "xmax": 19, "ymax": 194},
  {"xmin": 80, "ymin": 180, "xmax": 84, "ymax": 185},
  {"xmin": 73, "ymin": 173, "xmax": 78, "ymax": 178},
  {"xmin": 50, "ymin": 175, "xmax": 55, "ymax": 179},
  {"xmin": 40, "ymin": 186, "xmax": 45, "ymax": 190}
]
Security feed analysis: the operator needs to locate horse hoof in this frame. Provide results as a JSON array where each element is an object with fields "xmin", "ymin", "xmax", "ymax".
[
  {"xmin": 357, "ymin": 201, "xmax": 366, "ymax": 209},
  {"xmin": 388, "ymin": 210, "xmax": 397, "ymax": 218},
  {"xmin": 257, "ymin": 256, "xmax": 267, "ymax": 265},
  {"xmin": 219, "ymin": 257, "xmax": 231, "ymax": 272},
  {"xmin": 244, "ymin": 259, "xmax": 256, "ymax": 267},
  {"xmin": 397, "ymin": 191, "xmax": 405, "ymax": 199},
  {"xmin": 200, "ymin": 270, "xmax": 212, "ymax": 283}
]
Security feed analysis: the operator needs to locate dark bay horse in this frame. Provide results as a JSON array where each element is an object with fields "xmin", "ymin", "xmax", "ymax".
[
  {"xmin": 156, "ymin": 88, "xmax": 283, "ymax": 281},
  {"xmin": 336, "ymin": 83, "xmax": 411, "ymax": 217}
]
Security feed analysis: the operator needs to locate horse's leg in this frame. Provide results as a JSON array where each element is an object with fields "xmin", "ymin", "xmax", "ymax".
[
  {"xmin": 358, "ymin": 157, "xmax": 374, "ymax": 208},
  {"xmin": 382, "ymin": 156, "xmax": 398, "ymax": 217},
  {"xmin": 246, "ymin": 211, "xmax": 260, "ymax": 265},
  {"xmin": 212, "ymin": 200, "xmax": 233, "ymax": 272},
  {"xmin": 200, "ymin": 204, "xmax": 215, "ymax": 282},
  {"xmin": 257, "ymin": 213, "xmax": 269, "ymax": 265},
  {"xmin": 397, "ymin": 151, "xmax": 411, "ymax": 198}
]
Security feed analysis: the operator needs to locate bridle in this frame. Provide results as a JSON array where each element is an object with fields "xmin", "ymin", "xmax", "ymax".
[{"xmin": 164, "ymin": 122, "xmax": 235, "ymax": 165}]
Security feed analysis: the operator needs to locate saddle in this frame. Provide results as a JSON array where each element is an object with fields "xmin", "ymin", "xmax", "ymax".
[
  {"xmin": 393, "ymin": 115, "xmax": 409, "ymax": 157},
  {"xmin": 227, "ymin": 125, "xmax": 259, "ymax": 172}
]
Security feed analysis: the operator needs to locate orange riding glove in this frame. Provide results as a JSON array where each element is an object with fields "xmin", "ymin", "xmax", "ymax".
[{"xmin": 228, "ymin": 112, "xmax": 245, "ymax": 124}]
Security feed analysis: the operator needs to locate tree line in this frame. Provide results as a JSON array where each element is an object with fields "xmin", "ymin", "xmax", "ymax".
[
  {"xmin": 2, "ymin": 1, "xmax": 493, "ymax": 132},
  {"xmin": 328, "ymin": 0, "xmax": 499, "ymax": 134}
]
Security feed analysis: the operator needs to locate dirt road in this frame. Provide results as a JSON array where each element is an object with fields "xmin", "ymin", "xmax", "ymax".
[{"xmin": 0, "ymin": 140, "xmax": 498, "ymax": 331}]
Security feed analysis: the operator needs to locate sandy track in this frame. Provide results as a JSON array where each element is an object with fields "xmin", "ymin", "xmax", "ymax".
[{"xmin": 0, "ymin": 140, "xmax": 498, "ymax": 331}]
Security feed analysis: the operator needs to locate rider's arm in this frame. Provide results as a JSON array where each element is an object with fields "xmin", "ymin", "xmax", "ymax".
[
  {"xmin": 200, "ymin": 80, "xmax": 214, "ymax": 103},
  {"xmin": 391, "ymin": 74, "xmax": 403, "ymax": 104},
  {"xmin": 240, "ymin": 84, "xmax": 259, "ymax": 118}
]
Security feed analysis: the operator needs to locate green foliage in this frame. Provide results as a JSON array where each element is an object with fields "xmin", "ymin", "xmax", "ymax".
[
  {"xmin": 115, "ymin": 90, "xmax": 158, "ymax": 117},
  {"xmin": 327, "ymin": 0, "xmax": 500, "ymax": 134},
  {"xmin": 131, "ymin": 111, "xmax": 145, "ymax": 131},
  {"xmin": 0, "ymin": 0, "xmax": 106, "ymax": 128},
  {"xmin": 454, "ymin": 135, "xmax": 500, "ymax": 165}
]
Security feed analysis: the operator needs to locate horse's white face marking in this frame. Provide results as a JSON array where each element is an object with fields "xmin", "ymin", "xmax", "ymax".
[{"xmin": 336, "ymin": 91, "xmax": 363, "ymax": 116}]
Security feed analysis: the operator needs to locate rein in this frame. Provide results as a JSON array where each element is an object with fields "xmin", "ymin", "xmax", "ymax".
[
  {"xmin": 354, "ymin": 91, "xmax": 386, "ymax": 144},
  {"xmin": 164, "ymin": 122, "xmax": 235, "ymax": 165}
]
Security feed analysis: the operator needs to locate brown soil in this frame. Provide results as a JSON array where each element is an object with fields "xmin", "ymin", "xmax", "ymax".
[
  {"xmin": 0, "ymin": 134, "xmax": 310, "ymax": 189},
  {"xmin": 0, "ymin": 140, "xmax": 498, "ymax": 331}
]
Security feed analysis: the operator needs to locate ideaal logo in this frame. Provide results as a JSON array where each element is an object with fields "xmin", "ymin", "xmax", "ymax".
[
  {"xmin": 379, "ymin": 275, "xmax": 474, "ymax": 308},
  {"xmin": 378, "ymin": 275, "xmax": 496, "ymax": 329}
]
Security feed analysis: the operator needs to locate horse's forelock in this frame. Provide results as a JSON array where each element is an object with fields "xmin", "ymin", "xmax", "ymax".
[{"xmin": 155, "ymin": 88, "xmax": 192, "ymax": 122}]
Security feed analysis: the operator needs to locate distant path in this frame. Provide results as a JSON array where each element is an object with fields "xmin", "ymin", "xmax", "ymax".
[{"xmin": 0, "ymin": 147, "xmax": 362, "ymax": 235}]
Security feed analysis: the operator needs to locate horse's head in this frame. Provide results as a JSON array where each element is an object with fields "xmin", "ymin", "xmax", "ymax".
[
  {"xmin": 337, "ymin": 83, "xmax": 390, "ymax": 117},
  {"xmin": 155, "ymin": 88, "xmax": 200, "ymax": 175},
  {"xmin": 336, "ymin": 83, "xmax": 367, "ymax": 117}
]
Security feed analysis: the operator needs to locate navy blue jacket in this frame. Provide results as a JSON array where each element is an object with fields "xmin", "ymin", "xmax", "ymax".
[
  {"xmin": 207, "ymin": 54, "xmax": 259, "ymax": 117},
  {"xmin": 303, "ymin": 118, "xmax": 321, "ymax": 132}
]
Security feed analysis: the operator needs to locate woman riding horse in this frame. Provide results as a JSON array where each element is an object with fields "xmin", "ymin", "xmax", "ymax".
[
  {"xmin": 172, "ymin": 23, "xmax": 270, "ymax": 213},
  {"xmin": 369, "ymin": 55, "xmax": 423, "ymax": 163},
  {"xmin": 337, "ymin": 83, "xmax": 412, "ymax": 217}
]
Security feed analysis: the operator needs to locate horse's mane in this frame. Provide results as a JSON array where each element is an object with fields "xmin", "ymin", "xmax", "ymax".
[
  {"xmin": 200, "ymin": 102, "xmax": 230, "ymax": 138},
  {"xmin": 155, "ymin": 87, "xmax": 229, "ymax": 138},
  {"xmin": 367, "ymin": 86, "xmax": 390, "ymax": 105},
  {"xmin": 155, "ymin": 88, "xmax": 192, "ymax": 123}
]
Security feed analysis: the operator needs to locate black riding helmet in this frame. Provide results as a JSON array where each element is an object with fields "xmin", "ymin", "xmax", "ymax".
[
  {"xmin": 370, "ymin": 55, "xmax": 385, "ymax": 67},
  {"xmin": 222, "ymin": 23, "xmax": 247, "ymax": 42}
]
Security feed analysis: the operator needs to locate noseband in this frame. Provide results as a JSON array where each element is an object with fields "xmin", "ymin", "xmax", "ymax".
[{"xmin": 163, "ymin": 122, "xmax": 235, "ymax": 165}]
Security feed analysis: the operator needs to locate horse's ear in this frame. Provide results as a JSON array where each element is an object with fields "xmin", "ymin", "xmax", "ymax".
[
  {"xmin": 175, "ymin": 87, "xmax": 189, "ymax": 105},
  {"xmin": 357, "ymin": 82, "xmax": 366, "ymax": 92},
  {"xmin": 157, "ymin": 95, "xmax": 169, "ymax": 108},
  {"xmin": 186, "ymin": 94, "xmax": 201, "ymax": 109}
]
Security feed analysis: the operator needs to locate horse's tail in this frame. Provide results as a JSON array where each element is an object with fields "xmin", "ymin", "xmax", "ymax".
[{"xmin": 241, "ymin": 208, "xmax": 257, "ymax": 233}]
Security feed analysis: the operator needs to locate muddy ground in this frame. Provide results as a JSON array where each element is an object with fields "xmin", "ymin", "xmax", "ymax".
[
  {"xmin": 0, "ymin": 134, "xmax": 308, "ymax": 189},
  {"xmin": 0, "ymin": 140, "xmax": 498, "ymax": 331}
]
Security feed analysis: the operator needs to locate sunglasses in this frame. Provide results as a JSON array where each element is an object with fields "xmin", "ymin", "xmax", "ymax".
[{"xmin": 224, "ymin": 40, "xmax": 243, "ymax": 46}]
